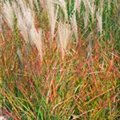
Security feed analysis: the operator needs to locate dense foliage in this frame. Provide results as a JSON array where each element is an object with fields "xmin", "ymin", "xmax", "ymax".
[{"xmin": 0, "ymin": 0, "xmax": 120, "ymax": 119}]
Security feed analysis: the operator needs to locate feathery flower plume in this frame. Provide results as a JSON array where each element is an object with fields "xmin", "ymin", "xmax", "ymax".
[
  {"xmin": 96, "ymin": 10, "xmax": 102, "ymax": 34},
  {"xmin": 91, "ymin": 2, "xmax": 96, "ymax": 22},
  {"xmin": 3, "ymin": 1, "xmax": 14, "ymax": 31},
  {"xmin": 58, "ymin": 22, "xmax": 72, "ymax": 58},
  {"xmin": 96, "ymin": 0, "xmax": 104, "ymax": 34},
  {"xmin": 12, "ymin": 0, "xmax": 43, "ymax": 60},
  {"xmin": 46, "ymin": 0, "xmax": 58, "ymax": 44},
  {"xmin": 12, "ymin": 0, "xmax": 34, "ymax": 43},
  {"xmin": 83, "ymin": 10, "xmax": 89, "ymax": 29},
  {"xmin": 54, "ymin": 0, "xmax": 68, "ymax": 21},
  {"xmin": 83, "ymin": 0, "xmax": 95, "ymax": 22},
  {"xmin": 83, "ymin": 0, "xmax": 91, "ymax": 11},
  {"xmin": 30, "ymin": 28, "xmax": 43, "ymax": 61},
  {"xmin": 70, "ymin": 0, "xmax": 82, "ymax": 43},
  {"xmin": 70, "ymin": 13, "xmax": 78, "ymax": 43},
  {"xmin": 17, "ymin": 1, "xmax": 43, "ymax": 60},
  {"xmin": 75, "ymin": 0, "xmax": 82, "ymax": 13},
  {"xmin": 82, "ymin": 0, "xmax": 89, "ymax": 29}
]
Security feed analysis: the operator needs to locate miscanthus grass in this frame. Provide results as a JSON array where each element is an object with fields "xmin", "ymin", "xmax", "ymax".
[{"xmin": 0, "ymin": 0, "xmax": 120, "ymax": 119}]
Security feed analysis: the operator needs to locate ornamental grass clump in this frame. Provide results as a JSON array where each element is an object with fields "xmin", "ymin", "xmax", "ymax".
[
  {"xmin": 0, "ymin": 0, "xmax": 120, "ymax": 119},
  {"xmin": 2, "ymin": 1, "xmax": 14, "ymax": 31}
]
